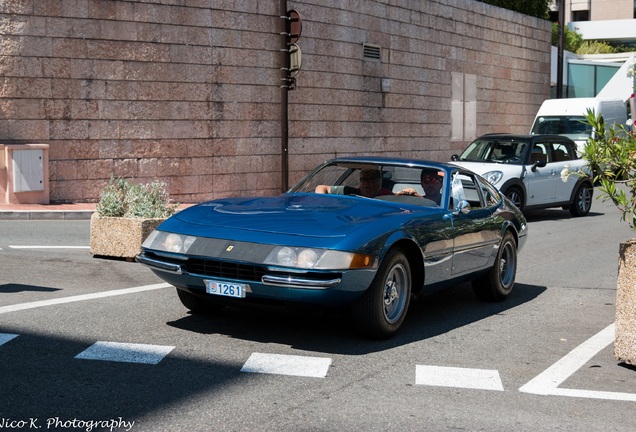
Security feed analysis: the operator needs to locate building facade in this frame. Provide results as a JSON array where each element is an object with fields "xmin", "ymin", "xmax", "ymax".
[{"xmin": 0, "ymin": 0, "xmax": 552, "ymax": 204}]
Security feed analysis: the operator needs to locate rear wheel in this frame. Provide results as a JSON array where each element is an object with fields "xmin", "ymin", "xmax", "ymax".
[
  {"xmin": 176, "ymin": 288, "xmax": 224, "ymax": 314},
  {"xmin": 351, "ymin": 249, "xmax": 411, "ymax": 339},
  {"xmin": 569, "ymin": 183, "xmax": 592, "ymax": 217},
  {"xmin": 472, "ymin": 232, "xmax": 517, "ymax": 301},
  {"xmin": 504, "ymin": 186, "xmax": 524, "ymax": 211}
]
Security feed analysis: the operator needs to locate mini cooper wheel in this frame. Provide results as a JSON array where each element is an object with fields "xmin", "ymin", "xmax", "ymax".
[
  {"xmin": 351, "ymin": 249, "xmax": 411, "ymax": 339},
  {"xmin": 472, "ymin": 232, "xmax": 517, "ymax": 302},
  {"xmin": 504, "ymin": 186, "xmax": 524, "ymax": 211},
  {"xmin": 569, "ymin": 183, "xmax": 593, "ymax": 217},
  {"xmin": 176, "ymin": 288, "xmax": 224, "ymax": 313}
]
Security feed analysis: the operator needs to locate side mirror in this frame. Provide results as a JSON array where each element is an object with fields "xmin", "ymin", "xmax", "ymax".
[
  {"xmin": 455, "ymin": 200, "xmax": 471, "ymax": 214},
  {"xmin": 531, "ymin": 160, "xmax": 547, "ymax": 172},
  {"xmin": 451, "ymin": 154, "xmax": 460, "ymax": 161}
]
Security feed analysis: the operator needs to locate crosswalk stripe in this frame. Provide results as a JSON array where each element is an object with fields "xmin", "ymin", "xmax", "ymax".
[
  {"xmin": 415, "ymin": 365, "xmax": 504, "ymax": 391},
  {"xmin": 241, "ymin": 352, "xmax": 332, "ymax": 378},
  {"xmin": 75, "ymin": 341, "xmax": 175, "ymax": 365},
  {"xmin": 0, "ymin": 333, "xmax": 19, "ymax": 346}
]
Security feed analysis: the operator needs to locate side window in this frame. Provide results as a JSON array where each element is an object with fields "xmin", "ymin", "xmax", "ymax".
[
  {"xmin": 530, "ymin": 143, "xmax": 550, "ymax": 164},
  {"xmin": 552, "ymin": 142, "xmax": 574, "ymax": 162},
  {"xmin": 452, "ymin": 172, "xmax": 484, "ymax": 210}
]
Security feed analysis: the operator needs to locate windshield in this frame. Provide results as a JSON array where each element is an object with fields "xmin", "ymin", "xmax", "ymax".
[
  {"xmin": 290, "ymin": 161, "xmax": 447, "ymax": 207},
  {"xmin": 530, "ymin": 115, "xmax": 593, "ymax": 141},
  {"xmin": 457, "ymin": 139, "xmax": 529, "ymax": 164}
]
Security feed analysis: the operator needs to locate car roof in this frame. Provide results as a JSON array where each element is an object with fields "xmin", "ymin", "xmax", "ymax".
[
  {"xmin": 325, "ymin": 156, "xmax": 456, "ymax": 171},
  {"xmin": 476, "ymin": 133, "xmax": 576, "ymax": 143}
]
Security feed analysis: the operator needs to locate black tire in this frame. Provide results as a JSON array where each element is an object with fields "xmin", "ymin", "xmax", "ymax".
[
  {"xmin": 176, "ymin": 288, "xmax": 224, "ymax": 314},
  {"xmin": 504, "ymin": 186, "xmax": 524, "ymax": 211},
  {"xmin": 351, "ymin": 249, "xmax": 411, "ymax": 339},
  {"xmin": 472, "ymin": 232, "xmax": 517, "ymax": 302},
  {"xmin": 569, "ymin": 183, "xmax": 593, "ymax": 217}
]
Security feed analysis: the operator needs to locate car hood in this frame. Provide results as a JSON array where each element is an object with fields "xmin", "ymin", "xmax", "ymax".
[
  {"xmin": 450, "ymin": 161, "xmax": 522, "ymax": 176},
  {"xmin": 165, "ymin": 193, "xmax": 426, "ymax": 239}
]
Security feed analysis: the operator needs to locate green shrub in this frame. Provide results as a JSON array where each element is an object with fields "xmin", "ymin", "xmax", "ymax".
[{"xmin": 96, "ymin": 177, "xmax": 178, "ymax": 218}]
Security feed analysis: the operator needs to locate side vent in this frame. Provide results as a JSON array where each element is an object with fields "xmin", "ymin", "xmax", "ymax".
[{"xmin": 363, "ymin": 43, "xmax": 381, "ymax": 61}]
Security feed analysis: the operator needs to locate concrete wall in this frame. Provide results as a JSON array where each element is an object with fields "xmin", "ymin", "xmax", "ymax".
[{"xmin": 0, "ymin": 0, "xmax": 551, "ymax": 204}]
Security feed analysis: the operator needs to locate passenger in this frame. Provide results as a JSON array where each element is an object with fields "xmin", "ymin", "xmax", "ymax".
[
  {"xmin": 396, "ymin": 168, "xmax": 444, "ymax": 205},
  {"xmin": 315, "ymin": 168, "xmax": 393, "ymax": 198}
]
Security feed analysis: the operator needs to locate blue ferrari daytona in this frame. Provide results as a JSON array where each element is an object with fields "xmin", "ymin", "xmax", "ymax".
[{"xmin": 136, "ymin": 157, "xmax": 528, "ymax": 339}]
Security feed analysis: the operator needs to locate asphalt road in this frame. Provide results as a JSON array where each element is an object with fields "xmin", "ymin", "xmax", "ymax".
[{"xmin": 1, "ymin": 193, "xmax": 635, "ymax": 432}]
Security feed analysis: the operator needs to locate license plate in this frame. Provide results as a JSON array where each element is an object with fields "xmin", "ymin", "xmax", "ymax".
[{"xmin": 204, "ymin": 280, "xmax": 247, "ymax": 298}]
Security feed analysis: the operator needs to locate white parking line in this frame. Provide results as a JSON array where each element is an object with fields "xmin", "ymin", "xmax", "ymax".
[
  {"xmin": 75, "ymin": 341, "xmax": 174, "ymax": 365},
  {"xmin": 9, "ymin": 245, "xmax": 90, "ymax": 249},
  {"xmin": 0, "ymin": 283, "xmax": 171, "ymax": 314},
  {"xmin": 415, "ymin": 365, "xmax": 504, "ymax": 391},
  {"xmin": 241, "ymin": 352, "xmax": 332, "ymax": 378},
  {"xmin": 519, "ymin": 323, "xmax": 636, "ymax": 402}
]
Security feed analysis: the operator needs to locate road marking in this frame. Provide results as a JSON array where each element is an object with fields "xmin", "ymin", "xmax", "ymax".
[
  {"xmin": 0, "ymin": 283, "xmax": 171, "ymax": 314},
  {"xmin": 520, "ymin": 323, "xmax": 636, "ymax": 402},
  {"xmin": 0, "ymin": 333, "xmax": 19, "ymax": 346},
  {"xmin": 241, "ymin": 352, "xmax": 332, "ymax": 378},
  {"xmin": 415, "ymin": 365, "xmax": 504, "ymax": 391},
  {"xmin": 9, "ymin": 245, "xmax": 90, "ymax": 249},
  {"xmin": 75, "ymin": 341, "xmax": 174, "ymax": 365}
]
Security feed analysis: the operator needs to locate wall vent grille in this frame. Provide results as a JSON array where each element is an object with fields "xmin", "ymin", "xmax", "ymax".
[{"xmin": 363, "ymin": 44, "xmax": 381, "ymax": 60}]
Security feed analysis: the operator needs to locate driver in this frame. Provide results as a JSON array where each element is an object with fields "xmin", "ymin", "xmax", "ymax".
[
  {"xmin": 396, "ymin": 168, "xmax": 444, "ymax": 205},
  {"xmin": 315, "ymin": 169, "xmax": 393, "ymax": 198}
]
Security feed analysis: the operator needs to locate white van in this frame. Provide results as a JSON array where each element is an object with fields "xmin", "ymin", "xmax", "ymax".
[{"xmin": 530, "ymin": 97, "xmax": 628, "ymax": 151}]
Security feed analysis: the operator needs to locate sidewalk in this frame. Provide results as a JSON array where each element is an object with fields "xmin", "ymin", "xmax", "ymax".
[
  {"xmin": 0, "ymin": 203, "xmax": 97, "ymax": 220},
  {"xmin": 0, "ymin": 203, "xmax": 194, "ymax": 220}
]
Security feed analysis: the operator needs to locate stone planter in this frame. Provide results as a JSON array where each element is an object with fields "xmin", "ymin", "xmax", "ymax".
[
  {"xmin": 615, "ymin": 239, "xmax": 636, "ymax": 365},
  {"xmin": 90, "ymin": 213, "xmax": 164, "ymax": 259}
]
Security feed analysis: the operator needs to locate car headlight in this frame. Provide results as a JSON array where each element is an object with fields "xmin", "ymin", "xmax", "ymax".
[
  {"xmin": 482, "ymin": 170, "xmax": 503, "ymax": 185},
  {"xmin": 264, "ymin": 246, "xmax": 374, "ymax": 270},
  {"xmin": 142, "ymin": 230, "xmax": 196, "ymax": 254}
]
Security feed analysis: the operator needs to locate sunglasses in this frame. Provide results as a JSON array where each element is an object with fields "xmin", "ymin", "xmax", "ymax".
[{"xmin": 422, "ymin": 177, "xmax": 441, "ymax": 185}]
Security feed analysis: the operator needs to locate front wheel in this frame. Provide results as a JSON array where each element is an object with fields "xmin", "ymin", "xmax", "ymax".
[
  {"xmin": 351, "ymin": 249, "xmax": 411, "ymax": 339},
  {"xmin": 569, "ymin": 183, "xmax": 593, "ymax": 217},
  {"xmin": 504, "ymin": 186, "xmax": 524, "ymax": 211},
  {"xmin": 472, "ymin": 232, "xmax": 517, "ymax": 302}
]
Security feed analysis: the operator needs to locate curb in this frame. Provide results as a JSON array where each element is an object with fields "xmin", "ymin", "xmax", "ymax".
[{"xmin": 0, "ymin": 210, "xmax": 94, "ymax": 221}]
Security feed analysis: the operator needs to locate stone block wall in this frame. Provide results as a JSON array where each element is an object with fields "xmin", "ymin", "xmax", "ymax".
[{"xmin": 0, "ymin": 0, "xmax": 551, "ymax": 203}]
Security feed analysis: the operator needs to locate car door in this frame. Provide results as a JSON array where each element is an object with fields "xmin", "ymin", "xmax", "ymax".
[
  {"xmin": 450, "ymin": 171, "xmax": 500, "ymax": 276},
  {"xmin": 550, "ymin": 141, "xmax": 579, "ymax": 202},
  {"xmin": 524, "ymin": 141, "xmax": 556, "ymax": 206}
]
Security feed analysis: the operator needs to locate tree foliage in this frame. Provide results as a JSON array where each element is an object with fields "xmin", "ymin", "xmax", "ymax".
[
  {"xmin": 551, "ymin": 23, "xmax": 584, "ymax": 52},
  {"xmin": 576, "ymin": 40, "xmax": 619, "ymax": 54},
  {"xmin": 579, "ymin": 109, "xmax": 636, "ymax": 229},
  {"xmin": 478, "ymin": 0, "xmax": 550, "ymax": 18}
]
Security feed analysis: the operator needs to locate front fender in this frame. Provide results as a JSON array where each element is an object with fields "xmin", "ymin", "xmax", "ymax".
[{"xmin": 499, "ymin": 178, "xmax": 527, "ymax": 202}]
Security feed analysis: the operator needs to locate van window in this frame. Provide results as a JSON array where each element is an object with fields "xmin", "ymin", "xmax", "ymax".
[{"xmin": 531, "ymin": 116, "xmax": 593, "ymax": 141}]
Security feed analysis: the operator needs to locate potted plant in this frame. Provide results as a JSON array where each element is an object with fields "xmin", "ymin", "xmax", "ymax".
[
  {"xmin": 90, "ymin": 177, "xmax": 178, "ymax": 259},
  {"xmin": 574, "ymin": 93, "xmax": 636, "ymax": 365}
]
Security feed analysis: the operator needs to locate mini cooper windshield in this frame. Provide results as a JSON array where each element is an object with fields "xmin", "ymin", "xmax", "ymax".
[{"xmin": 456, "ymin": 139, "xmax": 529, "ymax": 165}]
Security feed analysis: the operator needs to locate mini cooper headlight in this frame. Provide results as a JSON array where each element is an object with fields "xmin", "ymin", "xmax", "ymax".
[
  {"xmin": 264, "ymin": 246, "xmax": 374, "ymax": 270},
  {"xmin": 482, "ymin": 170, "xmax": 503, "ymax": 185},
  {"xmin": 142, "ymin": 230, "xmax": 196, "ymax": 254}
]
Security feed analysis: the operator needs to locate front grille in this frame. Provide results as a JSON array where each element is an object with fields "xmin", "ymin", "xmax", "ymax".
[
  {"xmin": 184, "ymin": 257, "xmax": 343, "ymax": 284},
  {"xmin": 185, "ymin": 258, "xmax": 267, "ymax": 282}
]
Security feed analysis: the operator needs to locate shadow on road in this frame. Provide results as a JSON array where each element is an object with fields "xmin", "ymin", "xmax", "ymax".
[{"xmin": 166, "ymin": 282, "xmax": 547, "ymax": 355}]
